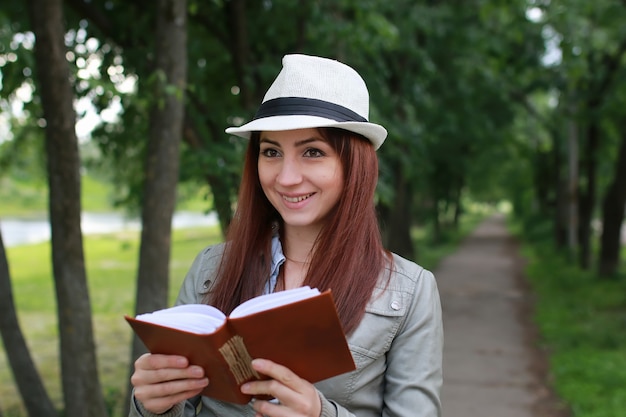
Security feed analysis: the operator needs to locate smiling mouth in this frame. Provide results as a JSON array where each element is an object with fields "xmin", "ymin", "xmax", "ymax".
[{"xmin": 282, "ymin": 193, "xmax": 314, "ymax": 203}]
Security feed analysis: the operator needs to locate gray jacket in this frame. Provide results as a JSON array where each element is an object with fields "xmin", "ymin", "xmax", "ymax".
[{"xmin": 130, "ymin": 243, "xmax": 443, "ymax": 417}]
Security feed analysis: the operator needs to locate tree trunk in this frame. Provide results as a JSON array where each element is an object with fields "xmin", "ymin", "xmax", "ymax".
[
  {"xmin": 432, "ymin": 198, "xmax": 442, "ymax": 245},
  {"xmin": 566, "ymin": 111, "xmax": 579, "ymax": 260},
  {"xmin": 552, "ymin": 133, "xmax": 567, "ymax": 248},
  {"xmin": 533, "ymin": 150, "xmax": 552, "ymax": 215},
  {"xmin": 452, "ymin": 179, "xmax": 463, "ymax": 230},
  {"xmin": 578, "ymin": 122, "xmax": 599, "ymax": 269},
  {"xmin": 27, "ymin": 1, "xmax": 108, "ymax": 416},
  {"xmin": 598, "ymin": 132, "xmax": 626, "ymax": 277},
  {"xmin": 128, "ymin": 0, "xmax": 188, "ymax": 408},
  {"xmin": 0, "ymin": 230, "xmax": 58, "ymax": 416},
  {"xmin": 382, "ymin": 171, "xmax": 415, "ymax": 260},
  {"xmin": 206, "ymin": 174, "xmax": 234, "ymax": 234},
  {"xmin": 227, "ymin": 0, "xmax": 252, "ymax": 108}
]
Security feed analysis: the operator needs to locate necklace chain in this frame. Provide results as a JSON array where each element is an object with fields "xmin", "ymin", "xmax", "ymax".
[{"xmin": 285, "ymin": 255, "xmax": 310, "ymax": 264}]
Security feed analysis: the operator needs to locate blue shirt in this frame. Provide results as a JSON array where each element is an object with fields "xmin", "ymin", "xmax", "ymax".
[{"xmin": 263, "ymin": 235, "xmax": 286, "ymax": 295}]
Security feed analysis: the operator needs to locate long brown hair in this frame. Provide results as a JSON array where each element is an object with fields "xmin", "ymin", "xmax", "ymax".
[{"xmin": 208, "ymin": 128, "xmax": 390, "ymax": 334}]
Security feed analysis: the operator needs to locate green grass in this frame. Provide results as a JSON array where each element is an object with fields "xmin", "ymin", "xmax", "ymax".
[
  {"xmin": 0, "ymin": 174, "xmax": 114, "ymax": 218},
  {"xmin": 81, "ymin": 175, "xmax": 119, "ymax": 213},
  {"xmin": 513, "ymin": 225, "xmax": 626, "ymax": 417},
  {"xmin": 0, "ymin": 174, "xmax": 214, "ymax": 218},
  {"xmin": 0, "ymin": 177, "xmax": 49, "ymax": 218},
  {"xmin": 0, "ymin": 226, "xmax": 223, "ymax": 417}
]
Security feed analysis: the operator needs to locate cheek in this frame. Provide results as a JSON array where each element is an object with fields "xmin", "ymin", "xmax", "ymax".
[
  {"xmin": 323, "ymin": 171, "xmax": 344, "ymax": 200},
  {"xmin": 257, "ymin": 166, "xmax": 272, "ymax": 190}
]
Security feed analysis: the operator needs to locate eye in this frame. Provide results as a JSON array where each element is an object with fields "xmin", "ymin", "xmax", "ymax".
[
  {"xmin": 260, "ymin": 148, "xmax": 281, "ymax": 158},
  {"xmin": 304, "ymin": 148, "xmax": 325, "ymax": 158}
]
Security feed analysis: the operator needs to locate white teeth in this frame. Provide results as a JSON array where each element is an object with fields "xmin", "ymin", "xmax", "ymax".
[{"xmin": 283, "ymin": 193, "xmax": 313, "ymax": 203}]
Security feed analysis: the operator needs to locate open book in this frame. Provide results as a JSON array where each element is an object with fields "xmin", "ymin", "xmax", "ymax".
[{"xmin": 125, "ymin": 287, "xmax": 356, "ymax": 404}]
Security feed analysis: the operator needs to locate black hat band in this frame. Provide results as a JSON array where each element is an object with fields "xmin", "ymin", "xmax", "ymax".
[{"xmin": 254, "ymin": 97, "xmax": 368, "ymax": 123}]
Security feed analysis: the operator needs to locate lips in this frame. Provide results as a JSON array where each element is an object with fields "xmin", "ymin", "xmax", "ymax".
[{"xmin": 282, "ymin": 193, "xmax": 314, "ymax": 203}]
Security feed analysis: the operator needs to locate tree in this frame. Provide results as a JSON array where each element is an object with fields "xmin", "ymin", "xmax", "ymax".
[
  {"xmin": 0, "ymin": 229, "xmax": 57, "ymax": 416},
  {"xmin": 598, "ymin": 129, "xmax": 626, "ymax": 276},
  {"xmin": 577, "ymin": 38, "xmax": 626, "ymax": 269},
  {"xmin": 26, "ymin": 0, "xmax": 108, "ymax": 416},
  {"xmin": 539, "ymin": 0, "xmax": 626, "ymax": 268},
  {"xmin": 127, "ymin": 0, "xmax": 188, "ymax": 408}
]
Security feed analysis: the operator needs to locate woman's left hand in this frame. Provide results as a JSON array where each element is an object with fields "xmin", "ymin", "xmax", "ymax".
[{"xmin": 240, "ymin": 358, "xmax": 321, "ymax": 417}]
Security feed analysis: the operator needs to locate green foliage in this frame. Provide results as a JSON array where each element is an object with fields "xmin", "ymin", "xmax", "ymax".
[
  {"xmin": 1, "ymin": 0, "xmax": 624, "ymax": 234},
  {"xmin": 513, "ymin": 221, "xmax": 626, "ymax": 417},
  {"xmin": 0, "ymin": 110, "xmax": 47, "ymax": 187},
  {"xmin": 0, "ymin": 0, "xmax": 552, "ymax": 233}
]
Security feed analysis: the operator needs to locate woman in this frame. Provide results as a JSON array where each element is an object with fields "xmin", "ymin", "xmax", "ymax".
[{"xmin": 129, "ymin": 54, "xmax": 443, "ymax": 417}]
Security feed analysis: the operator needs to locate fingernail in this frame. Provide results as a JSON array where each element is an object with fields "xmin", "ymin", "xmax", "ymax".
[{"xmin": 190, "ymin": 366, "xmax": 204, "ymax": 377}]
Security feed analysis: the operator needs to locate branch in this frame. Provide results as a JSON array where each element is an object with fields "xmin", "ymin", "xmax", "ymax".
[
  {"xmin": 588, "ymin": 33, "xmax": 626, "ymax": 107},
  {"xmin": 188, "ymin": 9, "xmax": 229, "ymax": 50},
  {"xmin": 509, "ymin": 89, "xmax": 560, "ymax": 138},
  {"xmin": 63, "ymin": 0, "xmax": 147, "ymax": 51},
  {"xmin": 64, "ymin": 0, "xmax": 114, "ymax": 42}
]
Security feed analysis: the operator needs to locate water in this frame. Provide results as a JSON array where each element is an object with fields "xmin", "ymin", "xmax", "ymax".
[{"xmin": 0, "ymin": 211, "xmax": 218, "ymax": 248}]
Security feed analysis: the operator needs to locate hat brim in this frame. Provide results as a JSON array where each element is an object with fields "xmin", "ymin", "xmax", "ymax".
[{"xmin": 225, "ymin": 115, "xmax": 387, "ymax": 150}]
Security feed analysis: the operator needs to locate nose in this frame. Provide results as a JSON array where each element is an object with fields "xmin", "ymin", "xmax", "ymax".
[{"xmin": 275, "ymin": 156, "xmax": 303, "ymax": 186}]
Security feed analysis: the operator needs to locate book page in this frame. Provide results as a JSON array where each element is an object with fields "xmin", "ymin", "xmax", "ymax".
[
  {"xmin": 134, "ymin": 304, "xmax": 226, "ymax": 334},
  {"xmin": 230, "ymin": 286, "xmax": 320, "ymax": 318}
]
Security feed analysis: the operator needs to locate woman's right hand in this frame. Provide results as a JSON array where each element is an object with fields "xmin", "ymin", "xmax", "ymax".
[{"xmin": 131, "ymin": 353, "xmax": 209, "ymax": 414}]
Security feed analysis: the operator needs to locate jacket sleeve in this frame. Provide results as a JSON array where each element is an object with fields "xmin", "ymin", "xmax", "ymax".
[{"xmin": 318, "ymin": 394, "xmax": 355, "ymax": 417}]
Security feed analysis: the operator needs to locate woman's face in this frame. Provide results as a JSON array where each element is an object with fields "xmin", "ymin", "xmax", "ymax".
[{"xmin": 258, "ymin": 128, "xmax": 344, "ymax": 233}]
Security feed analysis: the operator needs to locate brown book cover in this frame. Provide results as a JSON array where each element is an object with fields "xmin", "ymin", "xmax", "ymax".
[{"xmin": 125, "ymin": 289, "xmax": 356, "ymax": 404}]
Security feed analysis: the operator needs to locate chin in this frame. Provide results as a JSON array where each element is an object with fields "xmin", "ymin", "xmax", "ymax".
[{"xmin": 282, "ymin": 217, "xmax": 323, "ymax": 229}]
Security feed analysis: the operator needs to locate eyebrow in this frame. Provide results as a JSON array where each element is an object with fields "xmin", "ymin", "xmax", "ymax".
[{"xmin": 259, "ymin": 137, "xmax": 322, "ymax": 147}]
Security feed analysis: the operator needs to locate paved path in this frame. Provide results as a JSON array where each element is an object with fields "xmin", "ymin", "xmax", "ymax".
[{"xmin": 435, "ymin": 214, "xmax": 566, "ymax": 417}]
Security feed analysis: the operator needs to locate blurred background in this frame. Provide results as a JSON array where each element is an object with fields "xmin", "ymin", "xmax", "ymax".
[{"xmin": 0, "ymin": 1, "xmax": 625, "ymax": 416}]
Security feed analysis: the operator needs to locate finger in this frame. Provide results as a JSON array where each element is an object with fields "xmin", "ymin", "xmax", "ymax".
[
  {"xmin": 132, "ymin": 363, "xmax": 205, "ymax": 386},
  {"xmin": 251, "ymin": 359, "xmax": 302, "ymax": 390},
  {"xmin": 135, "ymin": 353, "xmax": 190, "ymax": 371},
  {"xmin": 136, "ymin": 382, "xmax": 207, "ymax": 415},
  {"xmin": 241, "ymin": 361, "xmax": 301, "ymax": 404},
  {"xmin": 245, "ymin": 359, "xmax": 321, "ymax": 416},
  {"xmin": 240, "ymin": 359, "xmax": 296, "ymax": 402},
  {"xmin": 135, "ymin": 377, "xmax": 208, "ymax": 401}
]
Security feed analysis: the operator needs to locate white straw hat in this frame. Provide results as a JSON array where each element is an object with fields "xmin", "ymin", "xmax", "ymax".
[{"xmin": 225, "ymin": 54, "xmax": 387, "ymax": 150}]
